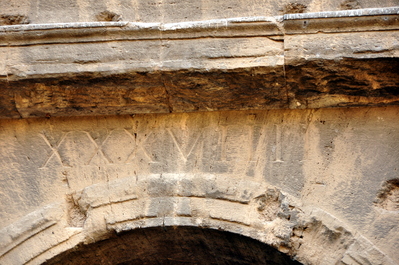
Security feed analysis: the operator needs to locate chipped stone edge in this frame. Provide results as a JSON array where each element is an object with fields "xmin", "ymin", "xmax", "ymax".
[
  {"xmin": 283, "ymin": 6, "xmax": 399, "ymax": 20},
  {"xmin": 0, "ymin": 16, "xmax": 283, "ymax": 48},
  {"xmin": 0, "ymin": 21, "xmax": 129, "ymax": 31},
  {"xmin": 0, "ymin": 203, "xmax": 64, "ymax": 257},
  {"xmin": 0, "ymin": 6, "xmax": 397, "ymax": 34},
  {"xmin": 0, "ymin": 17, "xmax": 277, "ymax": 33},
  {"xmin": 1, "ymin": 175, "xmax": 393, "ymax": 265}
]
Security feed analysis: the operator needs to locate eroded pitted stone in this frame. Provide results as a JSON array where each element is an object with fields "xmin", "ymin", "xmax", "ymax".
[{"xmin": 375, "ymin": 179, "xmax": 399, "ymax": 211}]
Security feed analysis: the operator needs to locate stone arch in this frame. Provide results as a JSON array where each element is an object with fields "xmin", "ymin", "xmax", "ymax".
[
  {"xmin": 0, "ymin": 174, "xmax": 394, "ymax": 265},
  {"xmin": 0, "ymin": 0, "xmax": 398, "ymax": 263},
  {"xmin": 43, "ymin": 226, "xmax": 302, "ymax": 265}
]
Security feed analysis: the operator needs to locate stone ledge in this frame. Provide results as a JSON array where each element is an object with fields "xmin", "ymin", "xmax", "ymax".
[
  {"xmin": 1, "ymin": 7, "xmax": 398, "ymax": 46},
  {"xmin": 0, "ymin": 7, "xmax": 398, "ymax": 118},
  {"xmin": 1, "ymin": 58, "xmax": 398, "ymax": 119},
  {"xmin": 283, "ymin": 6, "xmax": 399, "ymax": 20}
]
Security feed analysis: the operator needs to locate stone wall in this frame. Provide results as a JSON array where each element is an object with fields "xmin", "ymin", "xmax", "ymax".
[
  {"xmin": 0, "ymin": 0, "xmax": 399, "ymax": 264},
  {"xmin": 1, "ymin": 107, "xmax": 398, "ymax": 264}
]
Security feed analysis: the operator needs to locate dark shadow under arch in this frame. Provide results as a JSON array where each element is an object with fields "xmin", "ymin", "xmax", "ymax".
[{"xmin": 44, "ymin": 226, "xmax": 302, "ymax": 265}]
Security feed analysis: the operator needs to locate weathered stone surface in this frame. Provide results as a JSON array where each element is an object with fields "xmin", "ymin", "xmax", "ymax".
[
  {"xmin": 1, "ymin": 2, "xmax": 399, "ymax": 265},
  {"xmin": 284, "ymin": 31, "xmax": 399, "ymax": 62},
  {"xmin": 0, "ymin": 203, "xmax": 64, "ymax": 258},
  {"xmin": 0, "ymin": 14, "xmax": 29, "ymax": 26},
  {"xmin": 1, "ymin": 0, "xmax": 398, "ymax": 24},
  {"xmin": 374, "ymin": 179, "xmax": 399, "ymax": 211},
  {"xmin": 0, "ymin": 107, "xmax": 398, "ymax": 264},
  {"xmin": 1, "ymin": 58, "xmax": 398, "ymax": 118},
  {"xmin": 0, "ymin": 7, "xmax": 398, "ymax": 118},
  {"xmin": 285, "ymin": 58, "xmax": 399, "ymax": 109}
]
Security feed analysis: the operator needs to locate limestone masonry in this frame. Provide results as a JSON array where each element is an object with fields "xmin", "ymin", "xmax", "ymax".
[{"xmin": 0, "ymin": 1, "xmax": 398, "ymax": 264}]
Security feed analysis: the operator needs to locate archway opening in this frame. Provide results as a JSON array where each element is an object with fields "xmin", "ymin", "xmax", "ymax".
[{"xmin": 44, "ymin": 226, "xmax": 302, "ymax": 264}]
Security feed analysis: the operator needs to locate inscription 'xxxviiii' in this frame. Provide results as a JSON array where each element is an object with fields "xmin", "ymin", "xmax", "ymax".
[{"xmin": 38, "ymin": 125, "xmax": 287, "ymax": 168}]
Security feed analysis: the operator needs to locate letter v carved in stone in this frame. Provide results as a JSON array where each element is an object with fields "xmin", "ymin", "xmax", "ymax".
[{"xmin": 167, "ymin": 129, "xmax": 202, "ymax": 163}]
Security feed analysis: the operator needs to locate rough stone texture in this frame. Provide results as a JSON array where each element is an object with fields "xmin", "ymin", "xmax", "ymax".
[
  {"xmin": 1, "ymin": 58, "xmax": 397, "ymax": 119},
  {"xmin": 374, "ymin": 179, "xmax": 399, "ymax": 211},
  {"xmin": 0, "ymin": 107, "xmax": 398, "ymax": 264},
  {"xmin": 0, "ymin": 14, "xmax": 29, "ymax": 25},
  {"xmin": 1, "ymin": 0, "xmax": 398, "ymax": 24},
  {"xmin": 0, "ymin": 7, "xmax": 398, "ymax": 118},
  {"xmin": 1, "ymin": 1, "xmax": 399, "ymax": 264}
]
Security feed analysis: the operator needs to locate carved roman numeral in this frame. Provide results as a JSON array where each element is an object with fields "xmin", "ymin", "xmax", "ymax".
[
  {"xmin": 273, "ymin": 124, "xmax": 284, "ymax": 163},
  {"xmin": 39, "ymin": 132, "xmax": 67, "ymax": 168},
  {"xmin": 167, "ymin": 129, "xmax": 202, "ymax": 162}
]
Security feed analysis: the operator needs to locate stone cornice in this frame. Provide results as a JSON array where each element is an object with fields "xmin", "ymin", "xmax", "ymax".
[
  {"xmin": 0, "ymin": 7, "xmax": 398, "ymax": 118},
  {"xmin": 0, "ymin": 17, "xmax": 282, "ymax": 48},
  {"xmin": 284, "ymin": 7, "xmax": 399, "ymax": 34},
  {"xmin": 283, "ymin": 6, "xmax": 399, "ymax": 19},
  {"xmin": 1, "ymin": 7, "xmax": 398, "ymax": 46}
]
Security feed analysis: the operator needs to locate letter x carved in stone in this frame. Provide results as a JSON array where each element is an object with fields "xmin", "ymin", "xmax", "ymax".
[
  {"xmin": 39, "ymin": 131, "xmax": 111, "ymax": 167},
  {"xmin": 39, "ymin": 132, "xmax": 67, "ymax": 168},
  {"xmin": 39, "ymin": 130, "xmax": 154, "ymax": 168}
]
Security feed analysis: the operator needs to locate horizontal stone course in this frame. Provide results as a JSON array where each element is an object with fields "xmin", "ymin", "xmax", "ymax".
[{"xmin": 0, "ymin": 8, "xmax": 398, "ymax": 119}]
